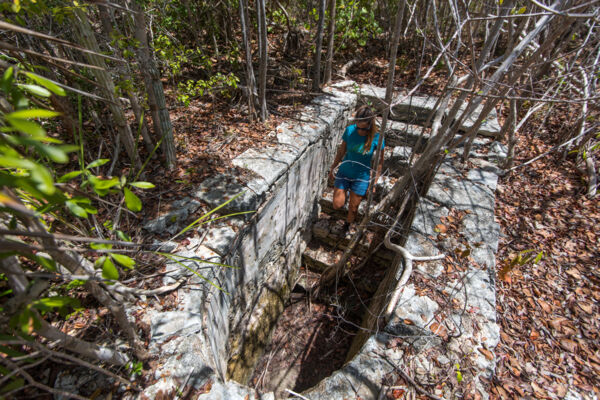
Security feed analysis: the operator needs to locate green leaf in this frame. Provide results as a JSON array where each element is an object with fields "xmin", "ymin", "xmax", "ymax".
[
  {"xmin": 17, "ymin": 84, "xmax": 51, "ymax": 98},
  {"xmin": 90, "ymin": 242, "xmax": 113, "ymax": 250},
  {"xmin": 517, "ymin": 6, "xmax": 526, "ymax": 14},
  {"xmin": 30, "ymin": 164, "xmax": 55, "ymax": 195},
  {"xmin": 58, "ymin": 170, "xmax": 83, "ymax": 183},
  {"xmin": 0, "ymin": 344, "xmax": 25, "ymax": 358},
  {"xmin": 455, "ymin": 363, "xmax": 463, "ymax": 383},
  {"xmin": 34, "ymin": 296, "xmax": 80, "ymax": 309},
  {"xmin": 0, "ymin": 378, "xmax": 24, "ymax": 395},
  {"xmin": 88, "ymin": 175, "xmax": 120, "ymax": 191},
  {"xmin": 123, "ymin": 187, "xmax": 142, "ymax": 212},
  {"xmin": 34, "ymin": 143, "xmax": 69, "ymax": 163},
  {"xmin": 5, "ymin": 117, "xmax": 46, "ymax": 137},
  {"xmin": 22, "ymin": 253, "xmax": 57, "ymax": 272},
  {"xmin": 86, "ymin": 158, "xmax": 110, "ymax": 169},
  {"xmin": 101, "ymin": 257, "xmax": 119, "ymax": 280},
  {"xmin": 23, "ymin": 72, "xmax": 66, "ymax": 96},
  {"xmin": 80, "ymin": 203, "xmax": 98, "ymax": 214},
  {"xmin": 129, "ymin": 181, "xmax": 155, "ymax": 189},
  {"xmin": 116, "ymin": 230, "xmax": 131, "ymax": 241},
  {"xmin": 111, "ymin": 253, "xmax": 135, "ymax": 269},
  {"xmin": 2, "ymin": 66, "xmax": 14, "ymax": 89},
  {"xmin": 0, "ymin": 154, "xmax": 36, "ymax": 169},
  {"xmin": 534, "ymin": 251, "xmax": 544, "ymax": 264},
  {"xmin": 17, "ymin": 309, "xmax": 35, "ymax": 335},
  {"xmin": 66, "ymin": 200, "xmax": 88, "ymax": 218},
  {"xmin": 6, "ymin": 109, "xmax": 60, "ymax": 119}
]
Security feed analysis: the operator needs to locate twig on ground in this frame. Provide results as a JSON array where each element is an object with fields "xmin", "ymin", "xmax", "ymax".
[
  {"xmin": 375, "ymin": 351, "xmax": 444, "ymax": 400},
  {"xmin": 0, "ymin": 356, "xmax": 89, "ymax": 400},
  {"xmin": 285, "ymin": 388, "xmax": 311, "ymax": 400}
]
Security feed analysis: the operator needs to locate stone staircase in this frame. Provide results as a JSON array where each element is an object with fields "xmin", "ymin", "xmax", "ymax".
[
  {"xmin": 299, "ymin": 117, "xmax": 427, "ymax": 288},
  {"xmin": 298, "ymin": 82, "xmax": 507, "ymax": 400}
]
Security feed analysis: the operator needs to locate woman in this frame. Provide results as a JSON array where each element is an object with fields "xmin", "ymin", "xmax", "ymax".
[{"xmin": 328, "ymin": 105, "xmax": 385, "ymax": 235}]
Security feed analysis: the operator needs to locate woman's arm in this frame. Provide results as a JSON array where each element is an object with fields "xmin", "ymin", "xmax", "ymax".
[{"xmin": 329, "ymin": 141, "xmax": 347, "ymax": 181}]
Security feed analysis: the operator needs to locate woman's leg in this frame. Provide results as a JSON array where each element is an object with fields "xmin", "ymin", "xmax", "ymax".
[
  {"xmin": 332, "ymin": 188, "xmax": 346, "ymax": 210},
  {"xmin": 347, "ymin": 191, "xmax": 364, "ymax": 223}
]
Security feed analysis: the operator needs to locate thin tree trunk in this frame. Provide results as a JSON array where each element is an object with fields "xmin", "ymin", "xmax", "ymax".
[
  {"xmin": 37, "ymin": 316, "xmax": 129, "ymax": 365},
  {"xmin": 323, "ymin": 0, "xmax": 336, "ymax": 85},
  {"xmin": 256, "ymin": 0, "xmax": 269, "ymax": 120},
  {"xmin": 239, "ymin": 0, "xmax": 258, "ymax": 119},
  {"xmin": 503, "ymin": 97, "xmax": 518, "ymax": 169},
  {"xmin": 72, "ymin": 8, "xmax": 140, "ymax": 168},
  {"xmin": 131, "ymin": 1, "xmax": 177, "ymax": 168},
  {"xmin": 97, "ymin": 6, "xmax": 154, "ymax": 154},
  {"xmin": 312, "ymin": 0, "xmax": 326, "ymax": 91}
]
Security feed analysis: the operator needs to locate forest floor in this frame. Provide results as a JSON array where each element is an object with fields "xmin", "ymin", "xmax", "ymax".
[{"xmin": 134, "ymin": 47, "xmax": 598, "ymax": 398}]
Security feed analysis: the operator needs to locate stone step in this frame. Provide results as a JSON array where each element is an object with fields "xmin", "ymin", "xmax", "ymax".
[
  {"xmin": 383, "ymin": 145, "xmax": 413, "ymax": 176},
  {"xmin": 294, "ymin": 266, "xmax": 322, "ymax": 291},
  {"xmin": 302, "ymin": 239, "xmax": 343, "ymax": 273},
  {"xmin": 360, "ymin": 83, "xmax": 502, "ymax": 137},
  {"xmin": 310, "ymin": 217, "xmax": 394, "ymax": 264},
  {"xmin": 386, "ymin": 121, "xmax": 430, "ymax": 151},
  {"xmin": 301, "ymin": 239, "xmax": 388, "ymax": 295}
]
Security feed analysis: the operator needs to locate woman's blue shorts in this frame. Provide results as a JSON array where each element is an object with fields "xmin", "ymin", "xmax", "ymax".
[{"xmin": 334, "ymin": 172, "xmax": 369, "ymax": 197}]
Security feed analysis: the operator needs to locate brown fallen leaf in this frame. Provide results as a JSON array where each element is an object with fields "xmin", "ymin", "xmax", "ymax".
[
  {"xmin": 559, "ymin": 338, "xmax": 578, "ymax": 353},
  {"xmin": 549, "ymin": 317, "xmax": 568, "ymax": 331},
  {"xmin": 434, "ymin": 224, "xmax": 448, "ymax": 233},
  {"xmin": 478, "ymin": 347, "xmax": 494, "ymax": 360},
  {"xmin": 553, "ymin": 383, "xmax": 567, "ymax": 397},
  {"xmin": 537, "ymin": 299, "xmax": 552, "ymax": 313},
  {"xmin": 566, "ymin": 268, "xmax": 581, "ymax": 279},
  {"xmin": 430, "ymin": 322, "xmax": 448, "ymax": 340},
  {"xmin": 530, "ymin": 329, "xmax": 540, "ymax": 341},
  {"xmin": 579, "ymin": 302, "xmax": 593, "ymax": 314}
]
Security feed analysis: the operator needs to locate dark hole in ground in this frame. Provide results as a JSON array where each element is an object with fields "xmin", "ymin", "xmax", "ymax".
[{"xmin": 250, "ymin": 259, "xmax": 383, "ymax": 398}]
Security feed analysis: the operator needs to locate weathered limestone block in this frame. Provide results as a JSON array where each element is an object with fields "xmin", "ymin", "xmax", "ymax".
[
  {"xmin": 162, "ymin": 246, "xmax": 221, "ymax": 285},
  {"xmin": 360, "ymin": 84, "xmax": 440, "ymax": 126},
  {"xmin": 387, "ymin": 120, "xmax": 430, "ymax": 149},
  {"xmin": 302, "ymin": 335, "xmax": 401, "ymax": 400},
  {"xmin": 382, "ymin": 145, "xmax": 413, "ymax": 176},
  {"xmin": 232, "ymin": 146, "xmax": 298, "ymax": 198},
  {"xmin": 460, "ymin": 102, "xmax": 502, "ymax": 137},
  {"xmin": 193, "ymin": 174, "xmax": 258, "ymax": 214},
  {"xmin": 410, "ymin": 197, "xmax": 451, "ymax": 237},
  {"xmin": 148, "ymin": 310, "xmax": 203, "ymax": 343},
  {"xmin": 143, "ymin": 197, "xmax": 201, "ymax": 235},
  {"xmin": 356, "ymin": 83, "xmax": 502, "ymax": 137},
  {"xmin": 427, "ymin": 172, "xmax": 496, "ymax": 219},
  {"xmin": 389, "ymin": 284, "xmax": 439, "ymax": 330},
  {"xmin": 203, "ymin": 225, "xmax": 237, "ymax": 256},
  {"xmin": 197, "ymin": 380, "xmax": 272, "ymax": 400}
]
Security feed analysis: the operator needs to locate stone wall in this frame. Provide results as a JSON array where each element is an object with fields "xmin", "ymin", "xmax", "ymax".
[
  {"xmin": 140, "ymin": 80, "xmax": 506, "ymax": 399},
  {"xmin": 140, "ymin": 87, "xmax": 357, "ymax": 398}
]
